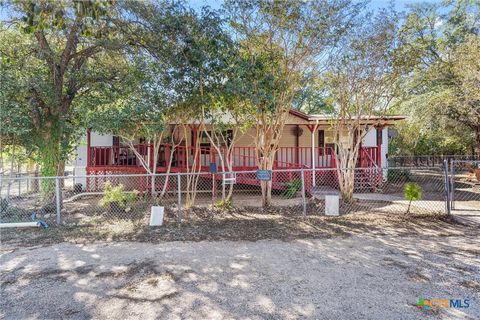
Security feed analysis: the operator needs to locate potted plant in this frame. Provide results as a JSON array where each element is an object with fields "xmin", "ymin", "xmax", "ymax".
[{"xmin": 99, "ymin": 182, "xmax": 139, "ymax": 213}]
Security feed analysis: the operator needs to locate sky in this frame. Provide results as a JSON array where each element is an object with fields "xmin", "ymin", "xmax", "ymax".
[
  {"xmin": 1, "ymin": 0, "xmax": 444, "ymax": 21},
  {"xmin": 188, "ymin": 0, "xmax": 443, "ymax": 13}
]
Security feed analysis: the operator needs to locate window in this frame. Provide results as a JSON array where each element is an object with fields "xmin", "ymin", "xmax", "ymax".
[{"xmin": 193, "ymin": 130, "xmax": 233, "ymax": 147}]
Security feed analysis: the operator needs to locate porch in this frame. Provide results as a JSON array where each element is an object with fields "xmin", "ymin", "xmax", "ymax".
[{"xmin": 86, "ymin": 144, "xmax": 381, "ymax": 173}]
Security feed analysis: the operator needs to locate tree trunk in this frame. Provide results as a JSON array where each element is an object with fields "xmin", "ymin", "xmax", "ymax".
[
  {"xmin": 57, "ymin": 160, "xmax": 65, "ymax": 187},
  {"xmin": 31, "ymin": 165, "xmax": 40, "ymax": 193},
  {"xmin": 36, "ymin": 129, "xmax": 62, "ymax": 198},
  {"xmin": 335, "ymin": 132, "xmax": 361, "ymax": 202},
  {"xmin": 259, "ymin": 153, "xmax": 274, "ymax": 207}
]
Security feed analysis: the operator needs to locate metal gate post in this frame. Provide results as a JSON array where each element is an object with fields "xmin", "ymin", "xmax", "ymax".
[
  {"xmin": 301, "ymin": 169, "xmax": 306, "ymax": 217},
  {"xmin": 55, "ymin": 177, "xmax": 62, "ymax": 224},
  {"xmin": 443, "ymin": 160, "xmax": 451, "ymax": 215},
  {"xmin": 177, "ymin": 173, "xmax": 182, "ymax": 223},
  {"xmin": 450, "ymin": 160, "xmax": 455, "ymax": 210}
]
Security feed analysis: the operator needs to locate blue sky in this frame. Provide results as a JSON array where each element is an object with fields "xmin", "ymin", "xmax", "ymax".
[
  {"xmin": 188, "ymin": 0, "xmax": 443, "ymax": 12},
  {"xmin": 1, "ymin": 0, "xmax": 443, "ymax": 22}
]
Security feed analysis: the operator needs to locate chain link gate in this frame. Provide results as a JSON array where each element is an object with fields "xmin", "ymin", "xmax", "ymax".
[{"xmin": 449, "ymin": 160, "xmax": 480, "ymax": 213}]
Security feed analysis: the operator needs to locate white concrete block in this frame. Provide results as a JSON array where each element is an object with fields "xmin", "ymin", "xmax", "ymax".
[
  {"xmin": 149, "ymin": 206, "xmax": 164, "ymax": 226},
  {"xmin": 325, "ymin": 195, "xmax": 339, "ymax": 216}
]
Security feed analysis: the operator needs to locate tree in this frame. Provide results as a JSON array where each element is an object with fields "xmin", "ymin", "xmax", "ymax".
[
  {"xmin": 121, "ymin": 2, "xmax": 234, "ymax": 207},
  {"xmin": 201, "ymin": 94, "xmax": 255, "ymax": 205},
  {"xmin": 1, "ymin": 0, "xmax": 126, "ymax": 186},
  {"xmin": 395, "ymin": 1, "xmax": 480, "ymax": 155},
  {"xmin": 404, "ymin": 182, "xmax": 422, "ymax": 214},
  {"xmin": 325, "ymin": 8, "xmax": 400, "ymax": 201},
  {"xmin": 225, "ymin": 0, "xmax": 363, "ymax": 206},
  {"xmin": 0, "ymin": 28, "xmax": 37, "ymax": 177},
  {"xmin": 88, "ymin": 56, "xmax": 183, "ymax": 199}
]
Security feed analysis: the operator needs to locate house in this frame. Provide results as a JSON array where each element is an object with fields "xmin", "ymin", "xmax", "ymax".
[{"xmin": 74, "ymin": 110, "xmax": 405, "ymax": 191}]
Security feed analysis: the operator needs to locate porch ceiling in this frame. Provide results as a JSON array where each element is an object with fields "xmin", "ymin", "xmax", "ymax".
[{"xmin": 306, "ymin": 115, "xmax": 406, "ymax": 126}]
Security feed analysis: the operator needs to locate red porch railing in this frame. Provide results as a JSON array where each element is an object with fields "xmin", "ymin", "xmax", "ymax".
[
  {"xmin": 358, "ymin": 146, "xmax": 380, "ymax": 168},
  {"xmin": 87, "ymin": 144, "xmax": 380, "ymax": 171}
]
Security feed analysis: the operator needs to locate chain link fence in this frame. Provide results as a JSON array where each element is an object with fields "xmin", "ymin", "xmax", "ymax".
[
  {"xmin": 388, "ymin": 155, "xmax": 480, "ymax": 168},
  {"xmin": 0, "ymin": 166, "xmax": 453, "ymax": 231},
  {"xmin": 449, "ymin": 160, "xmax": 480, "ymax": 213}
]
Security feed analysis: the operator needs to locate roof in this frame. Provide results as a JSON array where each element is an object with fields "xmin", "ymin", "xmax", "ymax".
[
  {"xmin": 287, "ymin": 109, "xmax": 406, "ymax": 125},
  {"xmin": 174, "ymin": 110, "xmax": 405, "ymax": 125},
  {"xmin": 288, "ymin": 109, "xmax": 310, "ymax": 121}
]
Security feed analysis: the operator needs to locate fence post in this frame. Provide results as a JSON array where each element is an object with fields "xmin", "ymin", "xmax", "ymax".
[
  {"xmin": 301, "ymin": 169, "xmax": 306, "ymax": 217},
  {"xmin": 222, "ymin": 172, "xmax": 226, "ymax": 198},
  {"xmin": 55, "ymin": 177, "xmax": 62, "ymax": 224},
  {"xmin": 443, "ymin": 160, "xmax": 451, "ymax": 215},
  {"xmin": 450, "ymin": 160, "xmax": 455, "ymax": 210},
  {"xmin": 177, "ymin": 173, "xmax": 182, "ymax": 223},
  {"xmin": 18, "ymin": 175, "xmax": 21, "ymax": 197}
]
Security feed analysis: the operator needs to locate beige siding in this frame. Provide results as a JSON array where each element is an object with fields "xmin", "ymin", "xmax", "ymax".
[{"xmin": 285, "ymin": 113, "xmax": 310, "ymax": 124}]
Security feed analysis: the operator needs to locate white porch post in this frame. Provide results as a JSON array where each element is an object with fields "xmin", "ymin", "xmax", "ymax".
[
  {"xmin": 311, "ymin": 121, "xmax": 319, "ymax": 187},
  {"xmin": 147, "ymin": 146, "xmax": 151, "ymax": 171}
]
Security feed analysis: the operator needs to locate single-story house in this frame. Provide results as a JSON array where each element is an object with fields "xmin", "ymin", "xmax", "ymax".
[{"xmin": 74, "ymin": 109, "xmax": 405, "ymax": 191}]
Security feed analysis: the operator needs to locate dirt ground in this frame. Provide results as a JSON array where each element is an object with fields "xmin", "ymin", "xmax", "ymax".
[
  {"xmin": 1, "ymin": 233, "xmax": 479, "ymax": 319},
  {"xmin": 1, "ymin": 210, "xmax": 479, "ymax": 319},
  {"xmin": 0, "ymin": 207, "xmax": 471, "ymax": 246}
]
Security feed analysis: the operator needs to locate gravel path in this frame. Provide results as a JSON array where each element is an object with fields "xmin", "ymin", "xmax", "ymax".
[{"xmin": 1, "ymin": 234, "xmax": 479, "ymax": 320}]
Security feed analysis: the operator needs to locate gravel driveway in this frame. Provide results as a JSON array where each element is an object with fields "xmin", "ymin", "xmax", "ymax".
[{"xmin": 1, "ymin": 234, "xmax": 478, "ymax": 320}]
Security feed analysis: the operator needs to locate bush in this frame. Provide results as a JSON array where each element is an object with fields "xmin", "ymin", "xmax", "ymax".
[
  {"xmin": 99, "ymin": 182, "xmax": 139, "ymax": 212},
  {"xmin": 283, "ymin": 179, "xmax": 302, "ymax": 198},
  {"xmin": 214, "ymin": 199, "xmax": 233, "ymax": 211},
  {"xmin": 404, "ymin": 182, "xmax": 423, "ymax": 214}
]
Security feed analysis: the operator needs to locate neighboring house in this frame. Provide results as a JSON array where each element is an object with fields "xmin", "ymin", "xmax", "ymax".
[{"xmin": 74, "ymin": 110, "xmax": 404, "ymax": 190}]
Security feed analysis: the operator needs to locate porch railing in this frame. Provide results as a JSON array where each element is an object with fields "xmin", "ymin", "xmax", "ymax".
[
  {"xmin": 87, "ymin": 144, "xmax": 379, "ymax": 170},
  {"xmin": 358, "ymin": 146, "xmax": 380, "ymax": 168}
]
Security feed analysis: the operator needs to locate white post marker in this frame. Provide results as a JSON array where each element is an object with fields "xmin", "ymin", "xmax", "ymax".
[
  {"xmin": 325, "ymin": 194, "xmax": 340, "ymax": 216},
  {"xmin": 149, "ymin": 206, "xmax": 164, "ymax": 226}
]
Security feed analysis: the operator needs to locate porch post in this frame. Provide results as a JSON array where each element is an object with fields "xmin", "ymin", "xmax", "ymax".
[
  {"xmin": 376, "ymin": 126, "xmax": 383, "ymax": 167},
  {"xmin": 311, "ymin": 128, "xmax": 315, "ymax": 186},
  {"xmin": 149, "ymin": 144, "xmax": 153, "ymax": 171},
  {"xmin": 190, "ymin": 124, "xmax": 200, "ymax": 168},
  {"xmin": 308, "ymin": 121, "xmax": 319, "ymax": 187},
  {"xmin": 87, "ymin": 129, "xmax": 91, "ymax": 167}
]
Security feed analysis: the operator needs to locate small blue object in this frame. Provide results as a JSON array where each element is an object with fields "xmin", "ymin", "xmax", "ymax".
[
  {"xmin": 38, "ymin": 221, "xmax": 49, "ymax": 229},
  {"xmin": 256, "ymin": 170, "xmax": 272, "ymax": 181},
  {"xmin": 209, "ymin": 163, "xmax": 217, "ymax": 173},
  {"xmin": 31, "ymin": 211, "xmax": 48, "ymax": 229}
]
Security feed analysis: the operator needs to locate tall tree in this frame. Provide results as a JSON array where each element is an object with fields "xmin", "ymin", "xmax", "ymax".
[
  {"xmin": 326, "ymin": 8, "xmax": 400, "ymax": 201},
  {"xmin": 125, "ymin": 2, "xmax": 235, "ymax": 207},
  {"xmin": 225, "ymin": 0, "xmax": 363, "ymax": 206},
  {"xmin": 1, "ymin": 0, "xmax": 126, "ymax": 184},
  {"xmin": 395, "ymin": 0, "xmax": 480, "ymax": 155}
]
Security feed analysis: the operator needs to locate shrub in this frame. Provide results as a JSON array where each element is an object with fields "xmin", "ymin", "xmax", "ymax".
[
  {"xmin": 404, "ymin": 182, "xmax": 423, "ymax": 214},
  {"xmin": 283, "ymin": 179, "xmax": 302, "ymax": 198},
  {"xmin": 99, "ymin": 182, "xmax": 139, "ymax": 212},
  {"xmin": 214, "ymin": 199, "xmax": 233, "ymax": 211}
]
